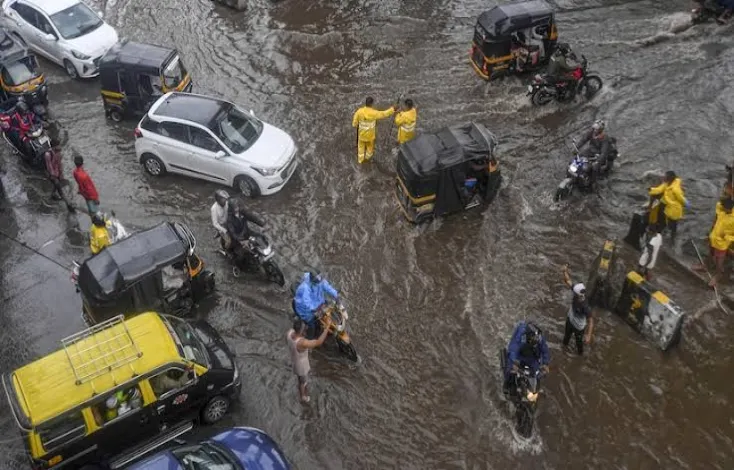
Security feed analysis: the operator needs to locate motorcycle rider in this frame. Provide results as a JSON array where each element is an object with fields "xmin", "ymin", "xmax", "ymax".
[
  {"xmin": 577, "ymin": 120, "xmax": 615, "ymax": 183},
  {"xmin": 546, "ymin": 43, "xmax": 579, "ymax": 91},
  {"xmin": 211, "ymin": 189, "xmax": 231, "ymax": 251},
  {"xmin": 503, "ymin": 321, "xmax": 550, "ymax": 395},
  {"xmin": 10, "ymin": 99, "xmax": 42, "ymax": 158},
  {"xmin": 225, "ymin": 197, "xmax": 266, "ymax": 264},
  {"xmin": 293, "ymin": 271, "xmax": 341, "ymax": 339}
]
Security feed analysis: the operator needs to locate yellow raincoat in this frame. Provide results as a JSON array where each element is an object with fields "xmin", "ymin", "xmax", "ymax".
[
  {"xmin": 709, "ymin": 205, "xmax": 734, "ymax": 251},
  {"xmin": 352, "ymin": 105, "xmax": 395, "ymax": 163},
  {"xmin": 90, "ymin": 223, "xmax": 111, "ymax": 254},
  {"xmin": 394, "ymin": 108, "xmax": 417, "ymax": 144},
  {"xmin": 648, "ymin": 177, "xmax": 686, "ymax": 221}
]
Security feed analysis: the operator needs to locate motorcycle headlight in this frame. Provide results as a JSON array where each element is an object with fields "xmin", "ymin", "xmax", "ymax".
[
  {"xmin": 30, "ymin": 128, "xmax": 42, "ymax": 138},
  {"xmin": 252, "ymin": 166, "xmax": 278, "ymax": 177},
  {"xmin": 526, "ymin": 391, "xmax": 538, "ymax": 402},
  {"xmin": 71, "ymin": 50, "xmax": 91, "ymax": 61},
  {"xmin": 261, "ymin": 245, "xmax": 272, "ymax": 256}
]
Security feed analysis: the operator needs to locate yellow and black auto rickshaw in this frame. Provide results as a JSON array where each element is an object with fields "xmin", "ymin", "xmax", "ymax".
[
  {"xmin": 394, "ymin": 122, "xmax": 500, "ymax": 223},
  {"xmin": 73, "ymin": 222, "xmax": 215, "ymax": 326},
  {"xmin": 99, "ymin": 40, "xmax": 192, "ymax": 122},
  {"xmin": 470, "ymin": 0, "xmax": 558, "ymax": 81},
  {"xmin": 0, "ymin": 31, "xmax": 47, "ymax": 105}
]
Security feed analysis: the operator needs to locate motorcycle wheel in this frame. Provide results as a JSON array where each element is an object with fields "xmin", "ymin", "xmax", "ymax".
[
  {"xmin": 554, "ymin": 182, "xmax": 572, "ymax": 202},
  {"xmin": 581, "ymin": 76, "xmax": 603, "ymax": 100},
  {"xmin": 531, "ymin": 87, "xmax": 554, "ymax": 106},
  {"xmin": 263, "ymin": 260, "xmax": 285, "ymax": 286},
  {"xmin": 515, "ymin": 404, "xmax": 534, "ymax": 438},
  {"xmin": 336, "ymin": 337, "xmax": 359, "ymax": 362}
]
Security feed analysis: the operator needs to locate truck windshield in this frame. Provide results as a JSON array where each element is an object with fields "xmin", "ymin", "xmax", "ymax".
[{"xmin": 163, "ymin": 316, "xmax": 211, "ymax": 368}]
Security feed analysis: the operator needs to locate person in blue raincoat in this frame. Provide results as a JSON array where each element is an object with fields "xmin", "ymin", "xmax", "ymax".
[
  {"xmin": 503, "ymin": 321, "xmax": 550, "ymax": 394},
  {"xmin": 293, "ymin": 271, "xmax": 340, "ymax": 338}
]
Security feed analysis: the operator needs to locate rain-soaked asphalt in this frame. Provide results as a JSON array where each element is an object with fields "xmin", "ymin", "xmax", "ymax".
[{"xmin": 2, "ymin": 0, "xmax": 734, "ymax": 468}]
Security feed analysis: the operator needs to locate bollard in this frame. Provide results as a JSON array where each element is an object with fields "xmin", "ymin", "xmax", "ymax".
[
  {"xmin": 586, "ymin": 239, "xmax": 618, "ymax": 310},
  {"xmin": 614, "ymin": 271, "xmax": 685, "ymax": 351}
]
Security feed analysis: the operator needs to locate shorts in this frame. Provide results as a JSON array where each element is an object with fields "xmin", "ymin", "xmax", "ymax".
[{"xmin": 86, "ymin": 199, "xmax": 99, "ymax": 214}]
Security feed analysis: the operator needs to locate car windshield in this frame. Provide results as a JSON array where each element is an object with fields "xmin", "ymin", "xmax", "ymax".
[
  {"xmin": 209, "ymin": 104, "xmax": 263, "ymax": 154},
  {"xmin": 172, "ymin": 443, "xmax": 235, "ymax": 470},
  {"xmin": 2, "ymin": 56, "xmax": 39, "ymax": 86},
  {"xmin": 164, "ymin": 316, "xmax": 211, "ymax": 368},
  {"xmin": 50, "ymin": 2, "xmax": 103, "ymax": 40},
  {"xmin": 162, "ymin": 55, "xmax": 187, "ymax": 90}
]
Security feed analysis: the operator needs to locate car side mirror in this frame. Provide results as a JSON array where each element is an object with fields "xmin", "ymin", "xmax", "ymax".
[
  {"xmin": 44, "ymin": 33, "xmax": 56, "ymax": 42},
  {"xmin": 215, "ymin": 150, "xmax": 226, "ymax": 159}
]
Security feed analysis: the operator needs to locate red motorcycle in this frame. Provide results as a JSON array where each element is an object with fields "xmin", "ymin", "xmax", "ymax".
[
  {"xmin": 0, "ymin": 101, "xmax": 50, "ymax": 168},
  {"xmin": 527, "ymin": 55, "xmax": 603, "ymax": 106}
]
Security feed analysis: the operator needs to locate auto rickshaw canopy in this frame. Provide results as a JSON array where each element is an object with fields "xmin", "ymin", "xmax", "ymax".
[
  {"xmin": 98, "ymin": 40, "xmax": 179, "ymax": 90},
  {"xmin": 477, "ymin": 0, "xmax": 555, "ymax": 38},
  {"xmin": 397, "ymin": 122, "xmax": 497, "ymax": 215},
  {"xmin": 8, "ymin": 313, "xmax": 180, "ymax": 427},
  {"xmin": 77, "ymin": 222, "xmax": 193, "ymax": 304}
]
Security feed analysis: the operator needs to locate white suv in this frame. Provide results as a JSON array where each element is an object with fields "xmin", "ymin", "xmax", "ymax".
[
  {"xmin": 1, "ymin": 0, "xmax": 119, "ymax": 78},
  {"xmin": 135, "ymin": 92, "xmax": 298, "ymax": 197}
]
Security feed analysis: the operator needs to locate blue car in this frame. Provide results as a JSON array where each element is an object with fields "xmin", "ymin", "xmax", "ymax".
[{"xmin": 127, "ymin": 427, "xmax": 291, "ymax": 470}]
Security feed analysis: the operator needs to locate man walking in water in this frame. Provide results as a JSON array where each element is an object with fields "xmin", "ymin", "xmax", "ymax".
[
  {"xmin": 562, "ymin": 264, "xmax": 594, "ymax": 355},
  {"xmin": 351, "ymin": 96, "xmax": 395, "ymax": 164},
  {"xmin": 287, "ymin": 317, "xmax": 332, "ymax": 403}
]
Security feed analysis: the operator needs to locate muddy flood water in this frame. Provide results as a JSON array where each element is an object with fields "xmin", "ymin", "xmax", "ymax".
[{"xmin": 1, "ymin": 0, "xmax": 734, "ymax": 468}]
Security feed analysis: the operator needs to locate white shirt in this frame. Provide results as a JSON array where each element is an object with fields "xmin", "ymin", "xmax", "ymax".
[
  {"xmin": 638, "ymin": 233, "xmax": 662, "ymax": 269},
  {"xmin": 211, "ymin": 201, "xmax": 228, "ymax": 235}
]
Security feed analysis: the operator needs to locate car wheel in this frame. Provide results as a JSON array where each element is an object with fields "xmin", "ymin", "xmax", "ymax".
[
  {"xmin": 201, "ymin": 396, "xmax": 230, "ymax": 424},
  {"xmin": 234, "ymin": 175, "xmax": 260, "ymax": 198},
  {"xmin": 63, "ymin": 60, "xmax": 78, "ymax": 79},
  {"xmin": 109, "ymin": 109, "xmax": 123, "ymax": 122},
  {"xmin": 141, "ymin": 153, "xmax": 166, "ymax": 177}
]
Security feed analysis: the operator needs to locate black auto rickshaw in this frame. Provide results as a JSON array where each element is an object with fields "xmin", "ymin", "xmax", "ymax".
[
  {"xmin": 470, "ymin": 0, "xmax": 558, "ymax": 81},
  {"xmin": 0, "ymin": 31, "xmax": 47, "ymax": 105},
  {"xmin": 99, "ymin": 40, "xmax": 192, "ymax": 122},
  {"xmin": 75, "ymin": 222, "xmax": 215, "ymax": 325},
  {"xmin": 394, "ymin": 122, "xmax": 500, "ymax": 223}
]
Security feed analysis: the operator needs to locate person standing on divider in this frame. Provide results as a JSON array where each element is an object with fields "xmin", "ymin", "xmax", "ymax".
[
  {"xmin": 637, "ymin": 225, "xmax": 662, "ymax": 280},
  {"xmin": 352, "ymin": 97, "xmax": 395, "ymax": 164},
  {"xmin": 73, "ymin": 156, "xmax": 100, "ymax": 215}
]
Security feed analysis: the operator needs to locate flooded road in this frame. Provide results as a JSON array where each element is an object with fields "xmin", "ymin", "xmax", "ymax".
[{"xmin": 2, "ymin": 0, "xmax": 734, "ymax": 468}]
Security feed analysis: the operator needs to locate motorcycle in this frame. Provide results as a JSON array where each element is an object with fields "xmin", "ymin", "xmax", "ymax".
[
  {"xmin": 71, "ymin": 212, "xmax": 130, "ymax": 291},
  {"xmin": 218, "ymin": 232, "xmax": 285, "ymax": 286},
  {"xmin": 500, "ymin": 348, "xmax": 543, "ymax": 438},
  {"xmin": 312, "ymin": 301, "xmax": 358, "ymax": 362},
  {"xmin": 1, "ymin": 113, "xmax": 50, "ymax": 168},
  {"xmin": 692, "ymin": 0, "xmax": 731, "ymax": 24},
  {"xmin": 528, "ymin": 55, "xmax": 603, "ymax": 106},
  {"xmin": 555, "ymin": 139, "xmax": 617, "ymax": 201}
]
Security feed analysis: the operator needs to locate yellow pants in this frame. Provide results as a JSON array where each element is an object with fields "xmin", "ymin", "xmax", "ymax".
[{"xmin": 357, "ymin": 139, "xmax": 375, "ymax": 164}]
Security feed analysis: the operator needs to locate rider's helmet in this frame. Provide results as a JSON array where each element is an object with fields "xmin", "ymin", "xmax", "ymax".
[
  {"xmin": 592, "ymin": 119, "xmax": 605, "ymax": 135},
  {"xmin": 214, "ymin": 189, "xmax": 229, "ymax": 206},
  {"xmin": 16, "ymin": 99, "xmax": 29, "ymax": 114},
  {"xmin": 556, "ymin": 43, "xmax": 571, "ymax": 56},
  {"xmin": 524, "ymin": 323, "xmax": 541, "ymax": 346},
  {"xmin": 91, "ymin": 213, "xmax": 106, "ymax": 227}
]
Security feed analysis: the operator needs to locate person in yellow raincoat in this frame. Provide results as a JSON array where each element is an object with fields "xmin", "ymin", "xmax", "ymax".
[
  {"xmin": 694, "ymin": 198, "xmax": 734, "ymax": 287},
  {"xmin": 394, "ymin": 99, "xmax": 417, "ymax": 144},
  {"xmin": 352, "ymin": 97, "xmax": 395, "ymax": 163},
  {"xmin": 648, "ymin": 170, "xmax": 689, "ymax": 239},
  {"xmin": 89, "ymin": 213, "xmax": 111, "ymax": 255}
]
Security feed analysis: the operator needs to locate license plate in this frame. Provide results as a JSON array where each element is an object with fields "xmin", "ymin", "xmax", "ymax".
[{"xmin": 527, "ymin": 85, "xmax": 533, "ymax": 93}]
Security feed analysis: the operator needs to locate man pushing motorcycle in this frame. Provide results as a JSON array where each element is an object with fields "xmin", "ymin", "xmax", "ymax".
[
  {"xmin": 503, "ymin": 321, "xmax": 550, "ymax": 396},
  {"xmin": 293, "ymin": 271, "xmax": 342, "ymax": 339}
]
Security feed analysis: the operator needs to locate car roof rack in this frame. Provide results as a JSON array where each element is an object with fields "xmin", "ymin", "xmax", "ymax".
[{"xmin": 61, "ymin": 315, "xmax": 143, "ymax": 393}]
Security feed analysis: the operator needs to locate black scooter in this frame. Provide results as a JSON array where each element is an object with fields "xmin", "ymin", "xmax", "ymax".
[{"xmin": 499, "ymin": 348, "xmax": 544, "ymax": 439}]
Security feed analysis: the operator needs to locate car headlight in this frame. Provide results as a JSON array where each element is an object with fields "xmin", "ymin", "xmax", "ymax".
[
  {"xmin": 252, "ymin": 166, "xmax": 278, "ymax": 177},
  {"xmin": 71, "ymin": 50, "xmax": 90, "ymax": 60}
]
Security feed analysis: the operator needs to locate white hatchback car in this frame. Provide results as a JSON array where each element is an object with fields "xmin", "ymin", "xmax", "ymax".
[
  {"xmin": 1, "ymin": 0, "xmax": 118, "ymax": 78},
  {"xmin": 135, "ymin": 92, "xmax": 298, "ymax": 197}
]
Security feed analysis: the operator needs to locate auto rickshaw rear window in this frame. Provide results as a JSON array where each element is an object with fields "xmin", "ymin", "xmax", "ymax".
[
  {"xmin": 162, "ymin": 55, "xmax": 186, "ymax": 89},
  {"xmin": 37, "ymin": 411, "xmax": 87, "ymax": 452}
]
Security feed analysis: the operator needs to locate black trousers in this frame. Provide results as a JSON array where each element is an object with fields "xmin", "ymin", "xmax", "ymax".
[{"xmin": 563, "ymin": 318, "xmax": 585, "ymax": 355}]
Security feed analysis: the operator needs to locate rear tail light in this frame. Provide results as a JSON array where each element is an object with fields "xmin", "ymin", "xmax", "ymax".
[{"xmin": 134, "ymin": 128, "xmax": 142, "ymax": 138}]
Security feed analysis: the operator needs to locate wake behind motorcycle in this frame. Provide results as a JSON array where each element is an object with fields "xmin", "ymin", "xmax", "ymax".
[
  {"xmin": 500, "ymin": 348, "xmax": 543, "ymax": 439},
  {"xmin": 218, "ymin": 232, "xmax": 285, "ymax": 286},
  {"xmin": 528, "ymin": 55, "xmax": 603, "ymax": 106},
  {"xmin": 555, "ymin": 139, "xmax": 617, "ymax": 201}
]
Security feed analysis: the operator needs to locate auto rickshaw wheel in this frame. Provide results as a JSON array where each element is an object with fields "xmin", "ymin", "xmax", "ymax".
[
  {"xmin": 63, "ymin": 60, "xmax": 78, "ymax": 79},
  {"xmin": 234, "ymin": 175, "xmax": 260, "ymax": 198},
  {"xmin": 109, "ymin": 109, "xmax": 123, "ymax": 122},
  {"xmin": 142, "ymin": 153, "xmax": 166, "ymax": 176}
]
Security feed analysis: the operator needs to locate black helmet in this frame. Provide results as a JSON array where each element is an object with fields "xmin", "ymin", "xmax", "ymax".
[
  {"xmin": 16, "ymin": 100, "xmax": 28, "ymax": 113},
  {"xmin": 524, "ymin": 322, "xmax": 541, "ymax": 345},
  {"xmin": 557, "ymin": 43, "xmax": 571, "ymax": 55},
  {"xmin": 308, "ymin": 270, "xmax": 322, "ymax": 284},
  {"xmin": 92, "ymin": 213, "xmax": 105, "ymax": 227}
]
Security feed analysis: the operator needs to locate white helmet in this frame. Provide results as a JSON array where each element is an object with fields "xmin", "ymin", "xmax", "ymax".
[
  {"xmin": 592, "ymin": 120, "xmax": 605, "ymax": 132},
  {"xmin": 214, "ymin": 189, "xmax": 230, "ymax": 203}
]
